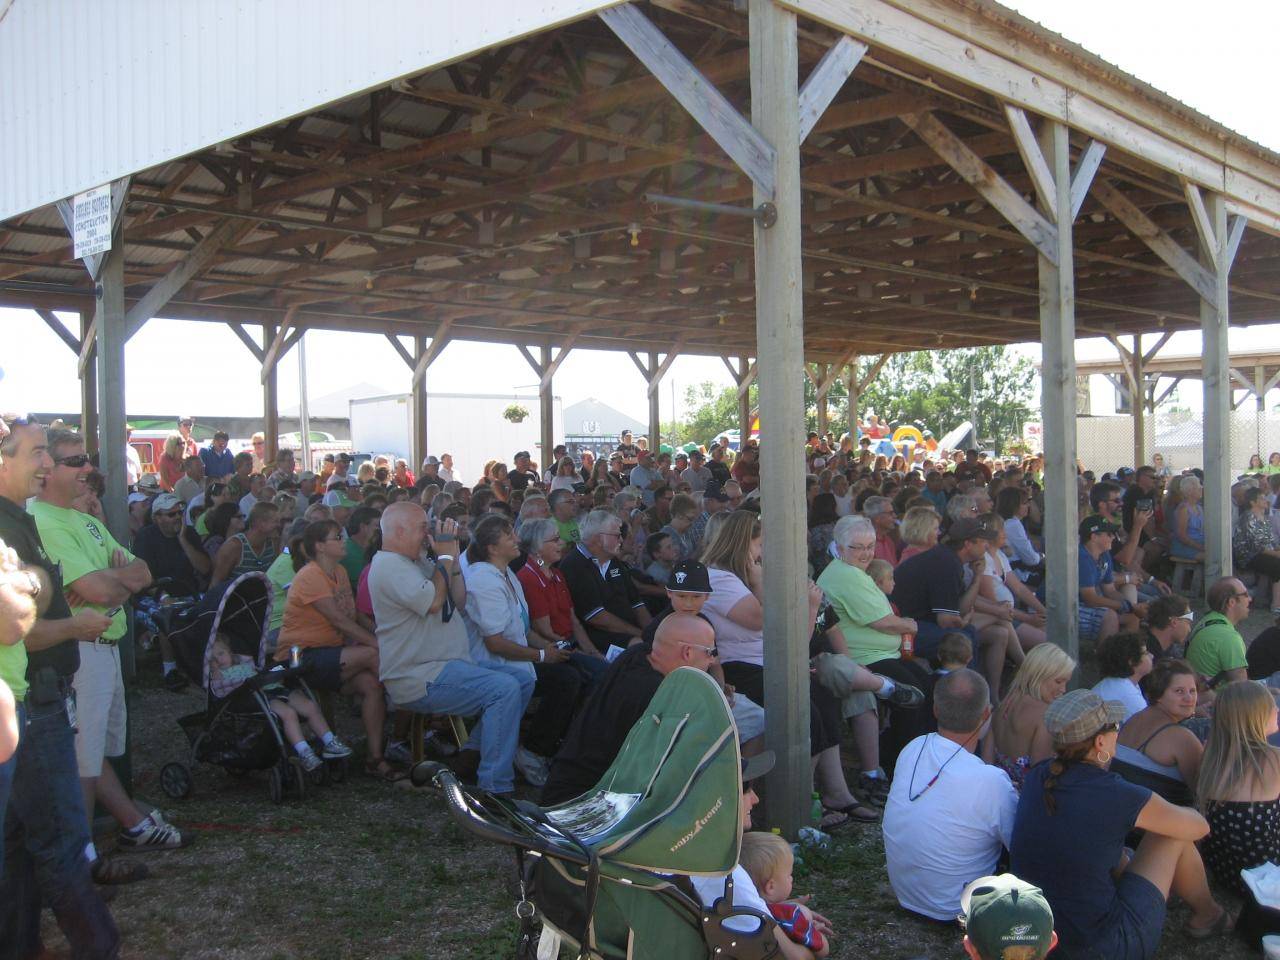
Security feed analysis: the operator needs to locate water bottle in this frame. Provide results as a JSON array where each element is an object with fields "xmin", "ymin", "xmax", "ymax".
[
  {"xmin": 901, "ymin": 632, "xmax": 916, "ymax": 659},
  {"xmin": 797, "ymin": 826, "xmax": 831, "ymax": 850},
  {"xmin": 810, "ymin": 791, "xmax": 823, "ymax": 824}
]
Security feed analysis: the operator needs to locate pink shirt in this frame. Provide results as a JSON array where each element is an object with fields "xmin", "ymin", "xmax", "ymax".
[{"xmin": 875, "ymin": 532, "xmax": 900, "ymax": 567}]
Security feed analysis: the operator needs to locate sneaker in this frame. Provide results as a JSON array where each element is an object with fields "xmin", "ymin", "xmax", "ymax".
[
  {"xmin": 91, "ymin": 855, "xmax": 150, "ymax": 885},
  {"xmin": 423, "ymin": 729, "xmax": 459, "ymax": 758},
  {"xmin": 857, "ymin": 772, "xmax": 891, "ymax": 807},
  {"xmin": 163, "ymin": 670, "xmax": 189, "ymax": 692},
  {"xmin": 384, "ymin": 740, "xmax": 413, "ymax": 764},
  {"xmin": 514, "ymin": 746, "xmax": 550, "ymax": 788},
  {"xmin": 321, "ymin": 736, "xmax": 353, "ymax": 760},
  {"xmin": 118, "ymin": 813, "xmax": 189, "ymax": 850},
  {"xmin": 878, "ymin": 680, "xmax": 925, "ymax": 709},
  {"xmin": 297, "ymin": 746, "xmax": 323, "ymax": 772}
]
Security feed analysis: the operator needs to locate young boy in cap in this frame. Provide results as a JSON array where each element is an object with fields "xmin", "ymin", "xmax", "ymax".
[{"xmin": 960, "ymin": 874, "xmax": 1056, "ymax": 960}]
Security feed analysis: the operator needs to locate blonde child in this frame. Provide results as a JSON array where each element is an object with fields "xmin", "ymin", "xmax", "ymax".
[
  {"xmin": 936, "ymin": 631, "xmax": 974, "ymax": 674},
  {"xmin": 208, "ymin": 634, "xmax": 351, "ymax": 771},
  {"xmin": 739, "ymin": 832, "xmax": 829, "ymax": 957},
  {"xmin": 866, "ymin": 558, "xmax": 895, "ymax": 596}
]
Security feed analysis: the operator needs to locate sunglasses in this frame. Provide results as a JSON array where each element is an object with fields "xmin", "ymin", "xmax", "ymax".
[
  {"xmin": 678, "ymin": 641, "xmax": 718, "ymax": 657},
  {"xmin": 54, "ymin": 453, "xmax": 91, "ymax": 468}
]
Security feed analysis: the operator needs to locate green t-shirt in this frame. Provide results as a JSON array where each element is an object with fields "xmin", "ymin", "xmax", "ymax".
[
  {"xmin": 341, "ymin": 537, "xmax": 367, "ymax": 590},
  {"xmin": 195, "ymin": 512, "xmax": 211, "ymax": 537},
  {"xmin": 1185, "ymin": 612, "xmax": 1247, "ymax": 681},
  {"xmin": 265, "ymin": 550, "xmax": 294, "ymax": 632},
  {"xmin": 0, "ymin": 631, "xmax": 28, "ymax": 702},
  {"xmin": 29, "ymin": 501, "xmax": 133, "ymax": 641},
  {"xmin": 556, "ymin": 518, "xmax": 581, "ymax": 546},
  {"xmin": 816, "ymin": 558, "xmax": 899, "ymax": 665}
]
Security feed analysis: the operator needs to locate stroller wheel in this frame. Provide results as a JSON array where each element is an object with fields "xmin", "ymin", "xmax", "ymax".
[
  {"xmin": 159, "ymin": 762, "xmax": 193, "ymax": 799},
  {"xmin": 288, "ymin": 758, "xmax": 308, "ymax": 801},
  {"xmin": 308, "ymin": 761, "xmax": 326, "ymax": 788},
  {"xmin": 268, "ymin": 764, "xmax": 284, "ymax": 805},
  {"xmin": 327, "ymin": 758, "xmax": 347, "ymax": 784}
]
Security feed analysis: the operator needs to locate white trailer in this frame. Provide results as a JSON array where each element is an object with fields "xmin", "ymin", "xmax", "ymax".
[{"xmin": 349, "ymin": 392, "xmax": 561, "ymax": 485}]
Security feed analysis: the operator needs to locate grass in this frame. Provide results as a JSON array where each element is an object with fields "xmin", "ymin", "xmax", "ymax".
[{"xmin": 40, "ymin": 609, "xmax": 1278, "ymax": 959}]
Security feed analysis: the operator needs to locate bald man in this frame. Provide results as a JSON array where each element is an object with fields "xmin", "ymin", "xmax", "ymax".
[
  {"xmin": 368, "ymin": 501, "xmax": 523, "ymax": 795},
  {"xmin": 541, "ymin": 613, "xmax": 721, "ymax": 804}
]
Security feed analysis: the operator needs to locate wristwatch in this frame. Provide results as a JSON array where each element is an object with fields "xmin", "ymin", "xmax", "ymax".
[{"xmin": 21, "ymin": 569, "xmax": 41, "ymax": 599}]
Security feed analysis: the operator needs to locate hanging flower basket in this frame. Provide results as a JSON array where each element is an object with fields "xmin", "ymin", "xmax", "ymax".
[{"xmin": 503, "ymin": 403, "xmax": 529, "ymax": 424}]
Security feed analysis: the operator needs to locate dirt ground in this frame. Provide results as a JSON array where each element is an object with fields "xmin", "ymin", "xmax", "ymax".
[{"xmin": 36, "ymin": 609, "xmax": 1278, "ymax": 959}]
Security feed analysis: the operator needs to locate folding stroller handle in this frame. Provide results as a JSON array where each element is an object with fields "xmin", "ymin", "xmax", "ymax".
[{"xmin": 411, "ymin": 761, "xmax": 593, "ymax": 866}]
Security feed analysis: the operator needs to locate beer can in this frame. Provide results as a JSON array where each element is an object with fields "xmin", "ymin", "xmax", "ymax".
[{"xmin": 290, "ymin": 645, "xmax": 302, "ymax": 668}]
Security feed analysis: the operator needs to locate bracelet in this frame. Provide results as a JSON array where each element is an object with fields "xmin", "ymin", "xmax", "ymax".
[
  {"xmin": 435, "ymin": 554, "xmax": 455, "ymax": 563},
  {"xmin": 538, "ymin": 648, "xmax": 545, "ymax": 663},
  {"xmin": 22, "ymin": 570, "xmax": 41, "ymax": 599}
]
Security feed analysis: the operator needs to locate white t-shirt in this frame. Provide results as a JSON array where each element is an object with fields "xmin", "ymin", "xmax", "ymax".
[
  {"xmin": 125, "ymin": 445, "xmax": 142, "ymax": 486},
  {"xmin": 1092, "ymin": 676, "xmax": 1147, "ymax": 722},
  {"xmin": 883, "ymin": 734, "xmax": 1018, "ymax": 920},
  {"xmin": 238, "ymin": 492, "xmax": 259, "ymax": 518},
  {"xmin": 982, "ymin": 551, "xmax": 1016, "ymax": 605},
  {"xmin": 833, "ymin": 492, "xmax": 854, "ymax": 517},
  {"xmin": 550, "ymin": 475, "xmax": 578, "ymax": 492},
  {"xmin": 701, "ymin": 568, "xmax": 763, "ymax": 667},
  {"xmin": 690, "ymin": 865, "xmax": 769, "ymax": 934}
]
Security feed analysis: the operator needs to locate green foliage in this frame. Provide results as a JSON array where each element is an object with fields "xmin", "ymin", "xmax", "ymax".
[{"xmin": 667, "ymin": 381, "xmax": 758, "ymax": 447}]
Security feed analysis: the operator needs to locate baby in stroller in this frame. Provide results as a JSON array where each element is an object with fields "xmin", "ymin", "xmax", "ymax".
[{"xmin": 208, "ymin": 634, "xmax": 352, "ymax": 771}]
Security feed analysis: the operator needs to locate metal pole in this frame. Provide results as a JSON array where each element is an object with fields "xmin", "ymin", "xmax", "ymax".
[
  {"xmin": 1201, "ymin": 194, "xmax": 1232, "ymax": 586},
  {"xmin": 751, "ymin": 0, "xmax": 809, "ymax": 838},
  {"xmin": 298, "ymin": 332, "xmax": 312, "ymax": 471},
  {"xmin": 1038, "ymin": 120, "xmax": 1080, "ymax": 664}
]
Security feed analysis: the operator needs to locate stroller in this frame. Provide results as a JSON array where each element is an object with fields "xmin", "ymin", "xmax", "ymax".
[
  {"xmin": 159, "ymin": 572, "xmax": 342, "ymax": 803},
  {"xmin": 414, "ymin": 667, "xmax": 778, "ymax": 960}
]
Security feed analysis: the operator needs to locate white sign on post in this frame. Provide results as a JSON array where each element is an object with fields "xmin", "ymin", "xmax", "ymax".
[{"xmin": 72, "ymin": 184, "xmax": 113, "ymax": 259}]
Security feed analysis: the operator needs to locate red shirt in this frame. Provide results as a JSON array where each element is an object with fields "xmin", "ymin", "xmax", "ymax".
[
  {"xmin": 875, "ymin": 531, "xmax": 901, "ymax": 566},
  {"xmin": 516, "ymin": 559, "xmax": 574, "ymax": 639}
]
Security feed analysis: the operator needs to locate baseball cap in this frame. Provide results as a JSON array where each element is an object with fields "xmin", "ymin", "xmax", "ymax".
[
  {"xmin": 336, "ymin": 452, "xmax": 352, "ymax": 463},
  {"xmin": 1043, "ymin": 689, "xmax": 1126, "ymax": 748},
  {"xmin": 298, "ymin": 470, "xmax": 317, "ymax": 482},
  {"xmin": 1078, "ymin": 515, "xmax": 1119, "ymax": 540},
  {"xmin": 703, "ymin": 483, "xmax": 731, "ymax": 503},
  {"xmin": 742, "ymin": 749, "xmax": 775, "ymax": 784},
  {"xmin": 961, "ymin": 874, "xmax": 1055, "ymax": 960},
  {"xmin": 178, "ymin": 416, "xmax": 194, "ymax": 426},
  {"xmin": 127, "ymin": 492, "xmax": 151, "ymax": 506},
  {"xmin": 946, "ymin": 516, "xmax": 997, "ymax": 544},
  {"xmin": 674, "ymin": 451, "xmax": 688, "ymax": 462},
  {"xmin": 513, "ymin": 450, "xmax": 531, "ymax": 461},
  {"xmin": 667, "ymin": 560, "xmax": 712, "ymax": 593},
  {"xmin": 424, "ymin": 456, "xmax": 440, "ymax": 466},
  {"xmin": 152, "ymin": 493, "xmax": 182, "ymax": 512}
]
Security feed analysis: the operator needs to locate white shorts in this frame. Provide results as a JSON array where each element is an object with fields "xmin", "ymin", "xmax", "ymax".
[
  {"xmin": 731, "ymin": 694, "xmax": 766, "ymax": 743},
  {"xmin": 73, "ymin": 641, "xmax": 127, "ymax": 777}
]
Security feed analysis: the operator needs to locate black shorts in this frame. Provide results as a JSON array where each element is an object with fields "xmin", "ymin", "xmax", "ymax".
[{"xmin": 299, "ymin": 647, "xmax": 344, "ymax": 691}]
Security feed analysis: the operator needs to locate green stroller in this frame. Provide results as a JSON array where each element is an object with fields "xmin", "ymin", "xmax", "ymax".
[{"xmin": 414, "ymin": 667, "xmax": 778, "ymax": 960}]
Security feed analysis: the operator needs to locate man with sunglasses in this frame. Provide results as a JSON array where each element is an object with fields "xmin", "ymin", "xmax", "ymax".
[
  {"xmin": 541, "ymin": 609, "xmax": 726, "ymax": 805},
  {"xmin": 131, "ymin": 493, "xmax": 209, "ymax": 599},
  {"xmin": 1186, "ymin": 577, "xmax": 1253, "ymax": 688},
  {"xmin": 0, "ymin": 417, "xmax": 120, "ymax": 957},
  {"xmin": 31, "ymin": 430, "xmax": 188, "ymax": 873}
]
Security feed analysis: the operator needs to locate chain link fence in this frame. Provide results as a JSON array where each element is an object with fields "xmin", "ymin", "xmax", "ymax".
[{"xmin": 1076, "ymin": 409, "xmax": 1280, "ymax": 474}]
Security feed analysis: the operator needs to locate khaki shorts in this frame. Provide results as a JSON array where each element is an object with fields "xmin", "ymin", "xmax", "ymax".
[{"xmin": 73, "ymin": 640, "xmax": 127, "ymax": 777}]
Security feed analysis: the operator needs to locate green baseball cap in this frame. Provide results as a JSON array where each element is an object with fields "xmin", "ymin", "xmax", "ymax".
[{"xmin": 961, "ymin": 874, "xmax": 1055, "ymax": 960}]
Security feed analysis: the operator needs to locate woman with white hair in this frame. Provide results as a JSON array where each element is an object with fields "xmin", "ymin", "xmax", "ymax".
[{"xmin": 1170, "ymin": 475, "xmax": 1205, "ymax": 561}]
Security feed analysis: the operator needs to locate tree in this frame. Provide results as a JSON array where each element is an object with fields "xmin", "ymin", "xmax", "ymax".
[{"xmin": 668, "ymin": 381, "xmax": 758, "ymax": 447}]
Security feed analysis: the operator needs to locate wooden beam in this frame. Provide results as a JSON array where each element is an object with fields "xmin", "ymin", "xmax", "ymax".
[
  {"xmin": 901, "ymin": 111, "xmax": 1058, "ymax": 263},
  {"xmin": 385, "ymin": 333, "xmax": 415, "ymax": 370},
  {"xmin": 1183, "ymin": 180, "xmax": 1217, "ymax": 265},
  {"xmin": 1092, "ymin": 180, "xmax": 1217, "ymax": 303},
  {"xmin": 600, "ymin": 2, "xmax": 777, "ymax": 198},
  {"xmin": 1070, "ymin": 141, "xmax": 1107, "ymax": 219},
  {"xmin": 540, "ymin": 332, "xmax": 580, "ymax": 392},
  {"xmin": 1003, "ymin": 105, "xmax": 1057, "ymax": 216},
  {"xmin": 1225, "ymin": 216, "xmax": 1248, "ymax": 273},
  {"xmin": 1153, "ymin": 377, "xmax": 1183, "ymax": 408},
  {"xmin": 1143, "ymin": 330, "xmax": 1173, "ymax": 365},
  {"xmin": 646, "ymin": 334, "xmax": 688, "ymax": 397},
  {"xmin": 228, "ymin": 322, "xmax": 266, "ymax": 362},
  {"xmin": 35, "ymin": 309, "xmax": 81, "ymax": 355},
  {"xmin": 1264, "ymin": 369, "xmax": 1280, "ymax": 396},
  {"xmin": 124, "ymin": 218, "xmax": 243, "ymax": 341},
  {"xmin": 78, "ymin": 310, "xmax": 97, "ymax": 456},
  {"xmin": 858, "ymin": 353, "xmax": 889, "ymax": 392},
  {"xmin": 627, "ymin": 350, "xmax": 653, "ymax": 382},
  {"xmin": 1229, "ymin": 367, "xmax": 1259, "ymax": 396},
  {"xmin": 796, "ymin": 35, "xmax": 866, "ymax": 142},
  {"xmin": 412, "ymin": 318, "xmax": 455, "ymax": 385},
  {"xmin": 1201, "ymin": 192, "xmax": 1233, "ymax": 586},
  {"xmin": 77, "ymin": 315, "xmax": 97, "ymax": 378},
  {"xmin": 517, "ymin": 344, "xmax": 543, "ymax": 377},
  {"xmin": 260, "ymin": 307, "xmax": 297, "ymax": 383}
]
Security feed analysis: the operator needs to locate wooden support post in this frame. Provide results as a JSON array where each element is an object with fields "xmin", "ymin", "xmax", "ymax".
[
  {"xmin": 413, "ymin": 336, "xmax": 429, "ymax": 470},
  {"xmin": 1038, "ymin": 120, "xmax": 1081, "ymax": 665},
  {"xmin": 1131, "ymin": 335, "xmax": 1145, "ymax": 468},
  {"xmin": 262, "ymin": 322, "xmax": 279, "ymax": 465},
  {"xmin": 79, "ymin": 310, "xmax": 98, "ymax": 455},
  {"xmin": 751, "ymin": 0, "xmax": 809, "ymax": 837},
  {"xmin": 1256, "ymin": 365, "xmax": 1267, "ymax": 413},
  {"xmin": 844, "ymin": 358, "xmax": 859, "ymax": 440},
  {"xmin": 734, "ymin": 356, "xmax": 754, "ymax": 440},
  {"xmin": 647, "ymin": 351, "xmax": 661, "ymax": 453},
  {"xmin": 95, "ymin": 245, "xmax": 129, "ymax": 543},
  {"xmin": 1199, "ymin": 192, "xmax": 1234, "ymax": 586},
  {"xmin": 541, "ymin": 345, "xmax": 557, "ymax": 467},
  {"xmin": 813, "ymin": 362, "xmax": 830, "ymax": 436}
]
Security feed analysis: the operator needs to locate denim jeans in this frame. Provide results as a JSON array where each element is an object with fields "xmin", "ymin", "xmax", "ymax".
[
  {"xmin": 0, "ymin": 690, "xmax": 119, "ymax": 960},
  {"xmin": 0, "ymin": 701, "xmax": 21, "ymax": 875},
  {"xmin": 402, "ymin": 660, "xmax": 528, "ymax": 793}
]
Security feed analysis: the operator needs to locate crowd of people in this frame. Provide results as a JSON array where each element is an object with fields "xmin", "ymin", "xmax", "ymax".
[{"xmin": 4, "ymin": 409, "xmax": 1280, "ymax": 960}]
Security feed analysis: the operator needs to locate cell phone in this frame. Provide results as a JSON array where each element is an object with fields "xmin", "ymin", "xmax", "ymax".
[
  {"xmin": 1136, "ymin": 498, "xmax": 1153, "ymax": 512},
  {"xmin": 555, "ymin": 640, "xmax": 574, "ymax": 650},
  {"xmin": 105, "ymin": 605, "xmax": 123, "ymax": 617}
]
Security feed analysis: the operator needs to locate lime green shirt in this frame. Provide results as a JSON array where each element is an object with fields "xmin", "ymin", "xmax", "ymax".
[
  {"xmin": 1185, "ymin": 612, "xmax": 1247, "ymax": 682},
  {"xmin": 0, "ymin": 634, "xmax": 28, "ymax": 702},
  {"xmin": 29, "ymin": 501, "xmax": 133, "ymax": 641},
  {"xmin": 556, "ymin": 518, "xmax": 581, "ymax": 546},
  {"xmin": 816, "ymin": 558, "xmax": 900, "ymax": 665},
  {"xmin": 265, "ymin": 550, "xmax": 294, "ymax": 632}
]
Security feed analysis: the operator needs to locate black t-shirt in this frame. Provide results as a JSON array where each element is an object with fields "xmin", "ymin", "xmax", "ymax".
[
  {"xmin": 509, "ymin": 468, "xmax": 539, "ymax": 491},
  {"xmin": 0, "ymin": 495, "xmax": 78, "ymax": 681},
  {"xmin": 559, "ymin": 546, "xmax": 644, "ymax": 649},
  {"xmin": 707, "ymin": 460, "xmax": 732, "ymax": 485},
  {"xmin": 131, "ymin": 524, "xmax": 201, "ymax": 597},
  {"xmin": 541, "ymin": 643, "xmax": 663, "ymax": 805},
  {"xmin": 1247, "ymin": 627, "xmax": 1280, "ymax": 680},
  {"xmin": 890, "ymin": 544, "xmax": 965, "ymax": 626},
  {"xmin": 615, "ymin": 443, "xmax": 640, "ymax": 461}
]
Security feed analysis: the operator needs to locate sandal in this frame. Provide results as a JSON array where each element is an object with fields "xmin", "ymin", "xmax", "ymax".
[
  {"xmin": 817, "ymin": 810, "xmax": 852, "ymax": 831},
  {"xmin": 1186, "ymin": 907, "xmax": 1236, "ymax": 940},
  {"xmin": 91, "ymin": 855, "xmax": 150, "ymax": 885},
  {"xmin": 823, "ymin": 801, "xmax": 879, "ymax": 823},
  {"xmin": 365, "ymin": 758, "xmax": 408, "ymax": 783}
]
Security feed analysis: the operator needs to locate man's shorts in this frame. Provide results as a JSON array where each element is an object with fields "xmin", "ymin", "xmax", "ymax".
[
  {"xmin": 1079, "ymin": 605, "xmax": 1109, "ymax": 642},
  {"xmin": 73, "ymin": 641, "xmax": 127, "ymax": 777},
  {"xmin": 731, "ymin": 694, "xmax": 765, "ymax": 742}
]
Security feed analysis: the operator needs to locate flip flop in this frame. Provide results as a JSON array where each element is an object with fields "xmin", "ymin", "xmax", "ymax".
[
  {"xmin": 1186, "ymin": 907, "xmax": 1236, "ymax": 940},
  {"xmin": 365, "ymin": 758, "xmax": 408, "ymax": 783},
  {"xmin": 823, "ymin": 801, "xmax": 879, "ymax": 824}
]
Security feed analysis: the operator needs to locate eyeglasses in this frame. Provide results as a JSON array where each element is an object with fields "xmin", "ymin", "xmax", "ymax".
[
  {"xmin": 545, "ymin": 536, "xmax": 562, "ymax": 544},
  {"xmin": 600, "ymin": 530, "xmax": 622, "ymax": 540},
  {"xmin": 844, "ymin": 541, "xmax": 877, "ymax": 552},
  {"xmin": 1233, "ymin": 592, "xmax": 1252, "ymax": 600},
  {"xmin": 53, "ymin": 454, "xmax": 91, "ymax": 468},
  {"xmin": 679, "ymin": 641, "xmax": 718, "ymax": 657}
]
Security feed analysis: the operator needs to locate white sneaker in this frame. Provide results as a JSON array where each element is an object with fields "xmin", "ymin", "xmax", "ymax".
[
  {"xmin": 297, "ymin": 745, "xmax": 323, "ymax": 772},
  {"xmin": 118, "ymin": 813, "xmax": 189, "ymax": 850},
  {"xmin": 514, "ymin": 746, "xmax": 550, "ymax": 787},
  {"xmin": 321, "ymin": 736, "xmax": 353, "ymax": 760}
]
